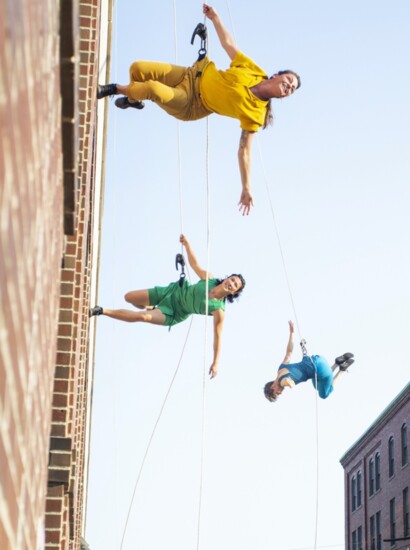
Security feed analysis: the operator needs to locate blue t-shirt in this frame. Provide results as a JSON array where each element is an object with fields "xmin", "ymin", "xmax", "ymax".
[
  {"xmin": 277, "ymin": 355, "xmax": 334, "ymax": 399},
  {"xmin": 278, "ymin": 355, "xmax": 316, "ymax": 385}
]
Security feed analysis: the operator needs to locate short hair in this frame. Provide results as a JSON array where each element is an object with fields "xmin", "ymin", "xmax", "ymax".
[{"xmin": 264, "ymin": 381, "xmax": 278, "ymax": 402}]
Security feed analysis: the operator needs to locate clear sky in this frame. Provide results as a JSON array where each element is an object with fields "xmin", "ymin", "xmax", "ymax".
[{"xmin": 86, "ymin": 1, "xmax": 410, "ymax": 549}]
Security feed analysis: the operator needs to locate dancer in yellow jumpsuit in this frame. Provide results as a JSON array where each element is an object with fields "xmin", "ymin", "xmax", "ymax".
[{"xmin": 98, "ymin": 4, "xmax": 300, "ymax": 215}]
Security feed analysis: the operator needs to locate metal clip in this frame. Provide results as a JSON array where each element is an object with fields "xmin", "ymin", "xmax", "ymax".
[
  {"xmin": 175, "ymin": 253, "xmax": 186, "ymax": 287},
  {"xmin": 190, "ymin": 23, "xmax": 207, "ymax": 60}
]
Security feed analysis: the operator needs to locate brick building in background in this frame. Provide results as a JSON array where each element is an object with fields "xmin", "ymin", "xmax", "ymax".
[
  {"xmin": 340, "ymin": 383, "xmax": 410, "ymax": 550},
  {"xmin": 0, "ymin": 0, "xmax": 112, "ymax": 549}
]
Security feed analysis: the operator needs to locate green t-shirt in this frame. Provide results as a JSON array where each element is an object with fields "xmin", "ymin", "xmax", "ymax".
[{"xmin": 148, "ymin": 278, "xmax": 225, "ymax": 326}]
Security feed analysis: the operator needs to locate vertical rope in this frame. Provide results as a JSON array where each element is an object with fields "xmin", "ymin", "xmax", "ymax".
[
  {"xmin": 225, "ymin": 0, "xmax": 237, "ymax": 42},
  {"xmin": 173, "ymin": 0, "xmax": 184, "ymax": 239},
  {"xmin": 258, "ymin": 139, "xmax": 320, "ymax": 550},
  {"xmin": 119, "ymin": 318, "xmax": 194, "ymax": 550},
  {"xmin": 196, "ymin": 111, "xmax": 211, "ymax": 550},
  {"xmin": 314, "ymin": 376, "xmax": 320, "ymax": 550},
  {"xmin": 257, "ymin": 142, "xmax": 303, "ymax": 339}
]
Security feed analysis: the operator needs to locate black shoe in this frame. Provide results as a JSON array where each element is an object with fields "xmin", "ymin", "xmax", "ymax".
[
  {"xmin": 335, "ymin": 352, "xmax": 354, "ymax": 365},
  {"xmin": 97, "ymin": 83, "xmax": 118, "ymax": 99},
  {"xmin": 89, "ymin": 306, "xmax": 103, "ymax": 317},
  {"xmin": 339, "ymin": 358, "xmax": 355, "ymax": 372},
  {"xmin": 115, "ymin": 96, "xmax": 145, "ymax": 110}
]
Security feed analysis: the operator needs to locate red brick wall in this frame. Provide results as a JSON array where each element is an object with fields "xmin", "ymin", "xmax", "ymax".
[
  {"xmin": 45, "ymin": 1, "xmax": 103, "ymax": 549},
  {"xmin": 1, "ymin": 0, "xmax": 107, "ymax": 548},
  {"xmin": 341, "ymin": 385, "xmax": 410, "ymax": 549},
  {"xmin": 0, "ymin": 0, "xmax": 63, "ymax": 549}
]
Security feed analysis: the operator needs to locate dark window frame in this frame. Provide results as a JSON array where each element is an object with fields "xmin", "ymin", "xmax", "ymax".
[
  {"xmin": 357, "ymin": 525, "xmax": 363, "ymax": 550},
  {"xmin": 404, "ymin": 487, "xmax": 409, "ymax": 537},
  {"xmin": 352, "ymin": 528, "xmax": 357, "ymax": 550},
  {"xmin": 402, "ymin": 423, "xmax": 408, "ymax": 467},
  {"xmin": 370, "ymin": 515, "xmax": 376, "ymax": 550},
  {"xmin": 390, "ymin": 497, "xmax": 396, "ymax": 545},
  {"xmin": 352, "ymin": 475, "xmax": 357, "ymax": 512},
  {"xmin": 369, "ymin": 458, "xmax": 375, "ymax": 496},
  {"xmin": 376, "ymin": 511, "xmax": 382, "ymax": 550},
  {"xmin": 375, "ymin": 452, "xmax": 381, "ymax": 491},
  {"xmin": 389, "ymin": 436, "xmax": 395, "ymax": 478}
]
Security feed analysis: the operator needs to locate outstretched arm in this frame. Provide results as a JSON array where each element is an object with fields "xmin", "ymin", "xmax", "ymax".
[
  {"xmin": 281, "ymin": 320, "xmax": 295, "ymax": 365},
  {"xmin": 180, "ymin": 234, "xmax": 214, "ymax": 280},
  {"xmin": 203, "ymin": 4, "xmax": 239, "ymax": 60},
  {"xmin": 238, "ymin": 130, "xmax": 255, "ymax": 215},
  {"xmin": 209, "ymin": 309, "xmax": 225, "ymax": 378}
]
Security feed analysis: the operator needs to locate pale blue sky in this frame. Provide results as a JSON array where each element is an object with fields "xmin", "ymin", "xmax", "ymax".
[{"xmin": 86, "ymin": 1, "xmax": 410, "ymax": 549}]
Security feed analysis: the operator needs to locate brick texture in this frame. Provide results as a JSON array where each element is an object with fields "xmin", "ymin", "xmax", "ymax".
[
  {"xmin": 0, "ymin": 0, "xmax": 106, "ymax": 549},
  {"xmin": 0, "ymin": 0, "xmax": 63, "ymax": 548}
]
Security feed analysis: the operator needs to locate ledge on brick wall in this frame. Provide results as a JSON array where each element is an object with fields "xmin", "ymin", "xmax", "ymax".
[
  {"xmin": 48, "ymin": 437, "xmax": 73, "ymax": 490},
  {"xmin": 60, "ymin": 0, "xmax": 79, "ymax": 235}
]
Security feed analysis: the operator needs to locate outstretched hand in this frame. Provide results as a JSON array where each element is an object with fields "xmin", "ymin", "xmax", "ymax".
[
  {"xmin": 209, "ymin": 362, "xmax": 218, "ymax": 379},
  {"xmin": 238, "ymin": 190, "xmax": 254, "ymax": 216},
  {"xmin": 179, "ymin": 234, "xmax": 189, "ymax": 247},
  {"xmin": 203, "ymin": 3, "xmax": 217, "ymax": 20},
  {"xmin": 288, "ymin": 320, "xmax": 295, "ymax": 333}
]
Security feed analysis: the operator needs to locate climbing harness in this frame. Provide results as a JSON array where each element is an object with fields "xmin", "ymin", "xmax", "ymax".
[
  {"xmin": 300, "ymin": 338, "xmax": 308, "ymax": 356},
  {"xmin": 175, "ymin": 253, "xmax": 186, "ymax": 287},
  {"xmin": 191, "ymin": 22, "xmax": 208, "ymax": 61}
]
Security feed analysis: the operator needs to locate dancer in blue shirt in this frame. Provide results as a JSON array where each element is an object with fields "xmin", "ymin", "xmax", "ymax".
[{"xmin": 264, "ymin": 321, "xmax": 354, "ymax": 402}]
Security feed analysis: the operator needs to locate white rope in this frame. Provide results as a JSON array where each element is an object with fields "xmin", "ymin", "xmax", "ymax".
[
  {"xmin": 196, "ymin": 77, "xmax": 212, "ymax": 550},
  {"xmin": 119, "ymin": 4, "xmax": 192, "ymax": 547},
  {"xmin": 314, "ymin": 375, "xmax": 320, "ymax": 550},
  {"xmin": 256, "ymin": 141, "xmax": 304, "ymax": 341},
  {"xmin": 172, "ymin": 0, "xmax": 185, "ymax": 238},
  {"xmin": 224, "ymin": 6, "xmax": 320, "ymax": 540},
  {"xmin": 119, "ymin": 317, "xmax": 194, "ymax": 550},
  {"xmin": 257, "ymin": 140, "xmax": 320, "ymax": 550},
  {"xmin": 194, "ymin": 8, "xmax": 212, "ymax": 547}
]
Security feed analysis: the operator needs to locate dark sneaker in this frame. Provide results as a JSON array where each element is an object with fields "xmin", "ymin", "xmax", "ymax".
[
  {"xmin": 97, "ymin": 83, "xmax": 118, "ymax": 99},
  {"xmin": 89, "ymin": 306, "xmax": 103, "ymax": 317},
  {"xmin": 115, "ymin": 96, "xmax": 145, "ymax": 110},
  {"xmin": 339, "ymin": 358, "xmax": 355, "ymax": 372},
  {"xmin": 335, "ymin": 352, "xmax": 354, "ymax": 365}
]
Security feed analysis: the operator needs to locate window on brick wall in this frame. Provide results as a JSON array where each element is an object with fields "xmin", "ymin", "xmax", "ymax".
[
  {"xmin": 352, "ymin": 529, "xmax": 357, "ymax": 550},
  {"xmin": 388, "ymin": 436, "xmax": 395, "ymax": 477},
  {"xmin": 357, "ymin": 470, "xmax": 362, "ymax": 507},
  {"xmin": 402, "ymin": 423, "xmax": 408, "ymax": 466},
  {"xmin": 357, "ymin": 525, "xmax": 363, "ymax": 550},
  {"xmin": 404, "ymin": 487, "xmax": 409, "ymax": 537},
  {"xmin": 370, "ymin": 515, "xmax": 376, "ymax": 550},
  {"xmin": 375, "ymin": 452, "xmax": 381, "ymax": 490},
  {"xmin": 369, "ymin": 458, "xmax": 375, "ymax": 496},
  {"xmin": 351, "ymin": 475, "xmax": 357, "ymax": 512},
  {"xmin": 390, "ymin": 497, "xmax": 396, "ymax": 545},
  {"xmin": 376, "ymin": 511, "xmax": 382, "ymax": 550}
]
